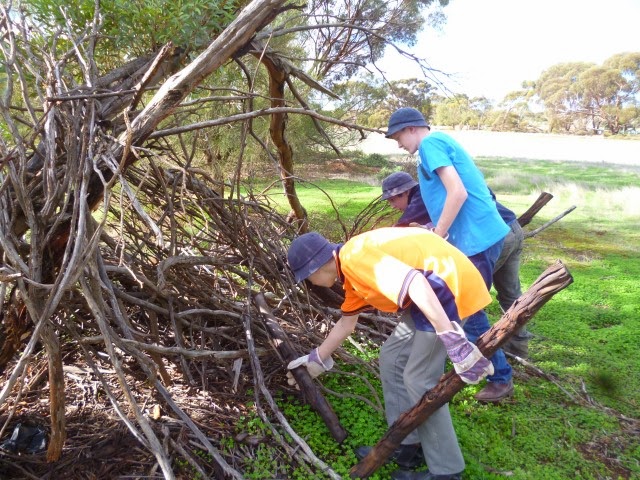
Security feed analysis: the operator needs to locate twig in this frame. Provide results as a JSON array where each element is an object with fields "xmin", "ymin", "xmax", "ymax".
[{"xmin": 524, "ymin": 206, "xmax": 576, "ymax": 239}]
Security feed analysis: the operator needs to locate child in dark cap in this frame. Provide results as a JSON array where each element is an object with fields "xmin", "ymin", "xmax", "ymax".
[{"xmin": 286, "ymin": 227, "xmax": 495, "ymax": 480}]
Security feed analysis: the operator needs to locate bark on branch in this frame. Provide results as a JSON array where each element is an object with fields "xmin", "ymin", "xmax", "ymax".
[
  {"xmin": 517, "ymin": 192, "xmax": 554, "ymax": 227},
  {"xmin": 350, "ymin": 260, "xmax": 574, "ymax": 478}
]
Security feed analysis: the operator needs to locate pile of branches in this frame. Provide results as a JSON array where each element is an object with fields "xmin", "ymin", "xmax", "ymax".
[
  {"xmin": 1, "ymin": 147, "xmax": 382, "ymax": 478},
  {"xmin": 0, "ymin": 1, "xmax": 387, "ymax": 477}
]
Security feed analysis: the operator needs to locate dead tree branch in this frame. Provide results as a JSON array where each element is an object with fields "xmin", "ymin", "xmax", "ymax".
[{"xmin": 524, "ymin": 206, "xmax": 577, "ymax": 239}]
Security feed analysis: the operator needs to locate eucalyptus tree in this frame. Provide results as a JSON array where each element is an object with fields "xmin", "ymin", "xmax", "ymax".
[
  {"xmin": 330, "ymin": 76, "xmax": 437, "ymax": 133},
  {"xmin": 580, "ymin": 52, "xmax": 640, "ymax": 134},
  {"xmin": 603, "ymin": 52, "xmax": 640, "ymax": 97},
  {"xmin": 534, "ymin": 53, "xmax": 640, "ymax": 134},
  {"xmin": 579, "ymin": 65, "xmax": 627, "ymax": 134},
  {"xmin": 491, "ymin": 88, "xmax": 539, "ymax": 132},
  {"xmin": 534, "ymin": 61, "xmax": 592, "ymax": 133},
  {"xmin": 468, "ymin": 96, "xmax": 493, "ymax": 129},
  {"xmin": 433, "ymin": 93, "xmax": 477, "ymax": 128},
  {"xmin": 302, "ymin": 0, "xmax": 448, "ymax": 82}
]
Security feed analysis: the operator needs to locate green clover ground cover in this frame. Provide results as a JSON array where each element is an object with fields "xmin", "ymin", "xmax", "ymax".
[{"xmin": 241, "ymin": 158, "xmax": 640, "ymax": 479}]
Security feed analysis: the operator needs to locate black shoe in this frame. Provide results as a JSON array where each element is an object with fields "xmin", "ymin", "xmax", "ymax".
[
  {"xmin": 391, "ymin": 469, "xmax": 462, "ymax": 480},
  {"xmin": 354, "ymin": 443, "xmax": 425, "ymax": 469}
]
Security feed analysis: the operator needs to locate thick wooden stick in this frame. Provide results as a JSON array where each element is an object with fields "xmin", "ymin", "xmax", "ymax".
[
  {"xmin": 518, "ymin": 192, "xmax": 553, "ymax": 227},
  {"xmin": 254, "ymin": 293, "xmax": 348, "ymax": 443},
  {"xmin": 350, "ymin": 261, "xmax": 573, "ymax": 478},
  {"xmin": 517, "ymin": 191, "xmax": 554, "ymax": 227}
]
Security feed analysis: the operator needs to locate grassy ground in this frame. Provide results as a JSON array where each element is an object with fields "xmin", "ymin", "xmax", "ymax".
[{"xmin": 251, "ymin": 158, "xmax": 640, "ymax": 479}]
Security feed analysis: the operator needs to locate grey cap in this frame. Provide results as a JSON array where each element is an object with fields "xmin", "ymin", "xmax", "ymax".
[
  {"xmin": 381, "ymin": 171, "xmax": 418, "ymax": 200},
  {"xmin": 386, "ymin": 107, "xmax": 429, "ymax": 138},
  {"xmin": 287, "ymin": 232, "xmax": 338, "ymax": 283}
]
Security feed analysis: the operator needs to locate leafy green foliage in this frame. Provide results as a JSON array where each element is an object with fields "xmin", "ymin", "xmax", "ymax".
[
  {"xmin": 306, "ymin": 0, "xmax": 448, "ymax": 81},
  {"xmin": 23, "ymin": 0, "xmax": 239, "ymax": 53},
  {"xmin": 535, "ymin": 53, "xmax": 640, "ymax": 135},
  {"xmin": 353, "ymin": 153, "xmax": 391, "ymax": 168},
  {"xmin": 332, "ymin": 76, "xmax": 436, "ymax": 129},
  {"xmin": 278, "ymin": 373, "xmax": 399, "ymax": 479}
]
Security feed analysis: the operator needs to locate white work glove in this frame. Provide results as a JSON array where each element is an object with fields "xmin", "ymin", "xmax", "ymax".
[
  {"xmin": 437, "ymin": 322, "xmax": 494, "ymax": 384},
  {"xmin": 286, "ymin": 348, "xmax": 334, "ymax": 386},
  {"xmin": 409, "ymin": 221, "xmax": 434, "ymax": 230},
  {"xmin": 409, "ymin": 222, "xmax": 449, "ymax": 240}
]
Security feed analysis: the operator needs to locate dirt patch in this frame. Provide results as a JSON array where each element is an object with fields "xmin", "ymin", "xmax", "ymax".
[
  {"xmin": 357, "ymin": 131, "xmax": 640, "ymax": 166},
  {"xmin": 576, "ymin": 421, "xmax": 639, "ymax": 479}
]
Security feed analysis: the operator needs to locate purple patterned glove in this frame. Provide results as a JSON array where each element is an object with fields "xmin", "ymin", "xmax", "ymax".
[{"xmin": 437, "ymin": 322, "xmax": 494, "ymax": 384}]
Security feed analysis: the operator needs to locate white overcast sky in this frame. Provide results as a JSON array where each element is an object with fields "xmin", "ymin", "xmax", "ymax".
[{"xmin": 377, "ymin": 0, "xmax": 640, "ymax": 102}]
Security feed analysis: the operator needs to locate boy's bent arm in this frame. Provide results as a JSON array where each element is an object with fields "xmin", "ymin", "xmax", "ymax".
[
  {"xmin": 317, "ymin": 314, "xmax": 359, "ymax": 361},
  {"xmin": 407, "ymin": 274, "xmax": 456, "ymax": 332},
  {"xmin": 408, "ymin": 273, "xmax": 494, "ymax": 384},
  {"xmin": 434, "ymin": 165, "xmax": 467, "ymax": 237}
]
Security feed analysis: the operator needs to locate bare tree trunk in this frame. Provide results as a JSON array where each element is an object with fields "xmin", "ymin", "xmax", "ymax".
[
  {"xmin": 350, "ymin": 261, "xmax": 574, "ymax": 479},
  {"xmin": 41, "ymin": 323, "xmax": 66, "ymax": 461},
  {"xmin": 257, "ymin": 50, "xmax": 309, "ymax": 232}
]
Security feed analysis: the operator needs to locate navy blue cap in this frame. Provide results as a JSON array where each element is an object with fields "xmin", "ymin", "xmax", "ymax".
[
  {"xmin": 287, "ymin": 232, "xmax": 338, "ymax": 283},
  {"xmin": 381, "ymin": 171, "xmax": 418, "ymax": 199},
  {"xmin": 386, "ymin": 108, "xmax": 429, "ymax": 138}
]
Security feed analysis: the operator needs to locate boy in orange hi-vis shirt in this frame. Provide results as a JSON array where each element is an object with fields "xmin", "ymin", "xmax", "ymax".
[{"xmin": 286, "ymin": 227, "xmax": 494, "ymax": 480}]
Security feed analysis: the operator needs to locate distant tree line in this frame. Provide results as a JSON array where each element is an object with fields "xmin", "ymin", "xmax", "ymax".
[{"xmin": 337, "ymin": 52, "xmax": 640, "ymax": 136}]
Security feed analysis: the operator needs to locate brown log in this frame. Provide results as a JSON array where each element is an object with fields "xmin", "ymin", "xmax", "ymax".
[
  {"xmin": 350, "ymin": 260, "xmax": 573, "ymax": 478},
  {"xmin": 517, "ymin": 191, "xmax": 554, "ymax": 227},
  {"xmin": 253, "ymin": 293, "xmax": 348, "ymax": 443}
]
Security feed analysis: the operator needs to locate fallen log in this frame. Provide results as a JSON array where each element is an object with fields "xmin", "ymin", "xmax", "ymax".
[
  {"xmin": 517, "ymin": 192, "xmax": 554, "ymax": 227},
  {"xmin": 254, "ymin": 293, "xmax": 348, "ymax": 443},
  {"xmin": 350, "ymin": 260, "xmax": 573, "ymax": 478}
]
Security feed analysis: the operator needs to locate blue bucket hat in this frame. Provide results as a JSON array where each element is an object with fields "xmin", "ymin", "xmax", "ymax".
[
  {"xmin": 386, "ymin": 107, "xmax": 429, "ymax": 138},
  {"xmin": 287, "ymin": 232, "xmax": 338, "ymax": 283},
  {"xmin": 381, "ymin": 171, "xmax": 418, "ymax": 199}
]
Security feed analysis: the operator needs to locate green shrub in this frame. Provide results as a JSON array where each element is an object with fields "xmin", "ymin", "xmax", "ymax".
[
  {"xmin": 376, "ymin": 165, "xmax": 402, "ymax": 180},
  {"xmin": 353, "ymin": 153, "xmax": 391, "ymax": 168}
]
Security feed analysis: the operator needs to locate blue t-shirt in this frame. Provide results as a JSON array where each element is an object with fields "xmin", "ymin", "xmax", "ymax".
[{"xmin": 417, "ymin": 131, "xmax": 509, "ymax": 256}]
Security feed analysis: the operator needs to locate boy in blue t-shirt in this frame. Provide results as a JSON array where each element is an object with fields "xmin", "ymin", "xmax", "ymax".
[{"xmin": 385, "ymin": 108, "xmax": 514, "ymax": 405}]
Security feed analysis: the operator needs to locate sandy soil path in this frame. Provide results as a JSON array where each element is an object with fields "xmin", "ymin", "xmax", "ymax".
[{"xmin": 358, "ymin": 131, "xmax": 640, "ymax": 166}]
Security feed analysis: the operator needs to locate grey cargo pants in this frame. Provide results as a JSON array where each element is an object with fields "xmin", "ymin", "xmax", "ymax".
[{"xmin": 379, "ymin": 311, "xmax": 465, "ymax": 475}]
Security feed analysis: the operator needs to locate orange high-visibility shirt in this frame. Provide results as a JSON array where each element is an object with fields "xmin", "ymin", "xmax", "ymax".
[{"xmin": 337, "ymin": 227, "xmax": 491, "ymax": 322}]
